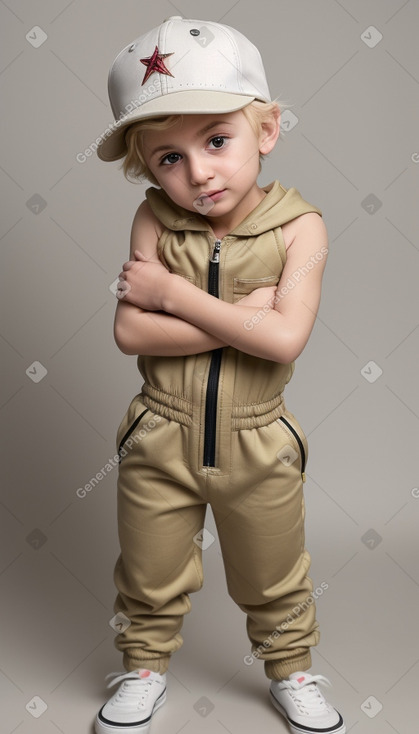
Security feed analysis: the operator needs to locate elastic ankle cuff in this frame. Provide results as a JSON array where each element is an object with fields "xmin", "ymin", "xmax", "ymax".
[
  {"xmin": 265, "ymin": 650, "xmax": 312, "ymax": 681},
  {"xmin": 123, "ymin": 652, "xmax": 171, "ymax": 675}
]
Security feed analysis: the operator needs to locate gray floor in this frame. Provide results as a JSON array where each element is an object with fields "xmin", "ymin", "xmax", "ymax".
[{"xmin": 1, "ymin": 1, "xmax": 418, "ymax": 733}]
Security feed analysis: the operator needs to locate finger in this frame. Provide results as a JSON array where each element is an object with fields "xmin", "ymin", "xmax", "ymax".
[{"xmin": 116, "ymin": 281, "xmax": 132, "ymax": 299}]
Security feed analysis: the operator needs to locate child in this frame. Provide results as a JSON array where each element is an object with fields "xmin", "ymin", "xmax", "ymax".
[{"xmin": 95, "ymin": 16, "xmax": 345, "ymax": 734}]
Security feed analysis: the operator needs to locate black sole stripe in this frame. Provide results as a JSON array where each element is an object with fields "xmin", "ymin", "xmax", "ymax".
[
  {"xmin": 270, "ymin": 690, "xmax": 344, "ymax": 733},
  {"xmin": 98, "ymin": 688, "xmax": 166, "ymax": 728}
]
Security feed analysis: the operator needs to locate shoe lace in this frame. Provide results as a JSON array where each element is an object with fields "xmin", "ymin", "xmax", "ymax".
[
  {"xmin": 280, "ymin": 674, "xmax": 332, "ymax": 715},
  {"xmin": 105, "ymin": 671, "xmax": 155, "ymax": 711}
]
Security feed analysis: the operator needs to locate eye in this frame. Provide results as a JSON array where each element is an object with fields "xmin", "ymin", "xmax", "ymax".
[
  {"xmin": 160, "ymin": 152, "xmax": 181, "ymax": 166},
  {"xmin": 209, "ymin": 136, "xmax": 227, "ymax": 149}
]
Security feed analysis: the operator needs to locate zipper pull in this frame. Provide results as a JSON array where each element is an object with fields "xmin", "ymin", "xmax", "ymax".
[{"xmin": 210, "ymin": 239, "xmax": 221, "ymax": 263}]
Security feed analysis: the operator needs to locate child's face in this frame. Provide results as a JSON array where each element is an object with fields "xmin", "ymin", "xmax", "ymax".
[{"xmin": 141, "ymin": 109, "xmax": 277, "ymax": 232}]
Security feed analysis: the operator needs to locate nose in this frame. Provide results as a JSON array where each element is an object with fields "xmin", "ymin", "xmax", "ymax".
[{"xmin": 187, "ymin": 153, "xmax": 214, "ymax": 186}]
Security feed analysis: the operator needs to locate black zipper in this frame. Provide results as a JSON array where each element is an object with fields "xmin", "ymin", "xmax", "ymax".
[
  {"xmin": 278, "ymin": 415, "xmax": 307, "ymax": 481},
  {"xmin": 117, "ymin": 407, "xmax": 149, "ymax": 463},
  {"xmin": 203, "ymin": 239, "xmax": 223, "ymax": 467}
]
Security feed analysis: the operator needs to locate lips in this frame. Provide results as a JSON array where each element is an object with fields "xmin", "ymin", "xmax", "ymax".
[{"xmin": 198, "ymin": 189, "xmax": 226, "ymax": 201}]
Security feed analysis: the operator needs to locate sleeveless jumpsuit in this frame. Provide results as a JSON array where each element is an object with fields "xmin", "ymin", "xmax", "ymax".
[{"xmin": 113, "ymin": 180, "xmax": 322, "ymax": 680}]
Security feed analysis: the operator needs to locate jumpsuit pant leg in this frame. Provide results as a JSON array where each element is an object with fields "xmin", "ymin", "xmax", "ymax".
[
  {"xmin": 113, "ymin": 394, "xmax": 320, "ymax": 680},
  {"xmin": 209, "ymin": 408, "xmax": 320, "ymax": 681},
  {"xmin": 113, "ymin": 395, "xmax": 206, "ymax": 674}
]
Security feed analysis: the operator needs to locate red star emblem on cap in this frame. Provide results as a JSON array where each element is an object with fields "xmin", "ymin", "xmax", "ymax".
[{"xmin": 140, "ymin": 45, "xmax": 174, "ymax": 85}]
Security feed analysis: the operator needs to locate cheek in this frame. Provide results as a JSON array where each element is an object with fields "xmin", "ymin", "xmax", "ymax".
[
  {"xmin": 226, "ymin": 149, "xmax": 260, "ymax": 177},
  {"xmin": 148, "ymin": 164, "xmax": 165, "ymax": 183},
  {"xmin": 155, "ymin": 177, "xmax": 190, "ymax": 207},
  {"xmin": 148, "ymin": 168, "xmax": 178, "ymax": 195}
]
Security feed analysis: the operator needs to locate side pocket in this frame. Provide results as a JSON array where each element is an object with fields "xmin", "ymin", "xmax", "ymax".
[
  {"xmin": 117, "ymin": 407, "xmax": 149, "ymax": 463},
  {"xmin": 277, "ymin": 413, "xmax": 308, "ymax": 482}
]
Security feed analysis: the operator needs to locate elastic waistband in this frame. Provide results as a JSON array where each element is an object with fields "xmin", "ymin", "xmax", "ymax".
[
  {"xmin": 140, "ymin": 383, "xmax": 286, "ymax": 430},
  {"xmin": 231, "ymin": 393, "xmax": 286, "ymax": 429},
  {"xmin": 141, "ymin": 383, "xmax": 193, "ymax": 427}
]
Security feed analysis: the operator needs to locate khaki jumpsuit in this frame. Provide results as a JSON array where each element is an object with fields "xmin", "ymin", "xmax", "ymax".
[{"xmin": 113, "ymin": 180, "xmax": 322, "ymax": 680}]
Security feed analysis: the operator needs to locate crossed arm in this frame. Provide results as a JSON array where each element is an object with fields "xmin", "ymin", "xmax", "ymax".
[{"xmin": 114, "ymin": 201, "xmax": 328, "ymax": 364}]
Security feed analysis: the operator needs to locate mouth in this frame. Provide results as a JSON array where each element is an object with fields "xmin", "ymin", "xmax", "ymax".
[{"xmin": 198, "ymin": 189, "xmax": 226, "ymax": 201}]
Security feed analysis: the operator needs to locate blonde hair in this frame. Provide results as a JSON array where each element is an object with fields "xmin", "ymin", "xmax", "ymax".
[{"xmin": 122, "ymin": 100, "xmax": 282, "ymax": 184}]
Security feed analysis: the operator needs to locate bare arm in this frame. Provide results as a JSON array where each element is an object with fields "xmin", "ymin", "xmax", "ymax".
[
  {"xmin": 114, "ymin": 200, "xmax": 227, "ymax": 355},
  {"xmin": 160, "ymin": 213, "xmax": 328, "ymax": 364},
  {"xmin": 115, "ymin": 301, "xmax": 227, "ymax": 356}
]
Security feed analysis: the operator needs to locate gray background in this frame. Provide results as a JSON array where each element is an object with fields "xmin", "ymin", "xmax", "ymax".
[{"xmin": 1, "ymin": 0, "xmax": 418, "ymax": 732}]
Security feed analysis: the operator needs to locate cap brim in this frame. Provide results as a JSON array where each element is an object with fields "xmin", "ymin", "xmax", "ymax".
[{"xmin": 96, "ymin": 91, "xmax": 258, "ymax": 161}]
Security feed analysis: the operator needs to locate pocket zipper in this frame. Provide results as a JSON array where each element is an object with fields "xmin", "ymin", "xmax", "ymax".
[
  {"xmin": 278, "ymin": 415, "xmax": 307, "ymax": 482},
  {"xmin": 117, "ymin": 407, "xmax": 149, "ymax": 462}
]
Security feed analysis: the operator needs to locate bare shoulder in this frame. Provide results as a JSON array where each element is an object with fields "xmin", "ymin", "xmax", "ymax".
[
  {"xmin": 129, "ymin": 199, "xmax": 163, "ymax": 259},
  {"xmin": 282, "ymin": 212, "xmax": 327, "ymax": 253}
]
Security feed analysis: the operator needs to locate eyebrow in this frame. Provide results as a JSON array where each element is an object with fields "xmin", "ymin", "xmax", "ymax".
[{"xmin": 148, "ymin": 120, "xmax": 235, "ymax": 156}]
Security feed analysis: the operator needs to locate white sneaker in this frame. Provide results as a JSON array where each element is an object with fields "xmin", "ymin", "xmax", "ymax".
[
  {"xmin": 95, "ymin": 669, "xmax": 166, "ymax": 734},
  {"xmin": 270, "ymin": 671, "xmax": 346, "ymax": 733}
]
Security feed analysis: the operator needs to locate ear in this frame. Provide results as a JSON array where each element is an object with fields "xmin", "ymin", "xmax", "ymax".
[{"xmin": 259, "ymin": 108, "xmax": 281, "ymax": 155}]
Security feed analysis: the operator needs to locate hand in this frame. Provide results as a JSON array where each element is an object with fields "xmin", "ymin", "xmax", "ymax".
[
  {"xmin": 235, "ymin": 285, "xmax": 278, "ymax": 309},
  {"xmin": 116, "ymin": 250, "xmax": 171, "ymax": 311}
]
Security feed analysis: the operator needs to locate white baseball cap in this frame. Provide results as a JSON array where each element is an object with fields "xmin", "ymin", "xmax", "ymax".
[{"xmin": 97, "ymin": 16, "xmax": 272, "ymax": 161}]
